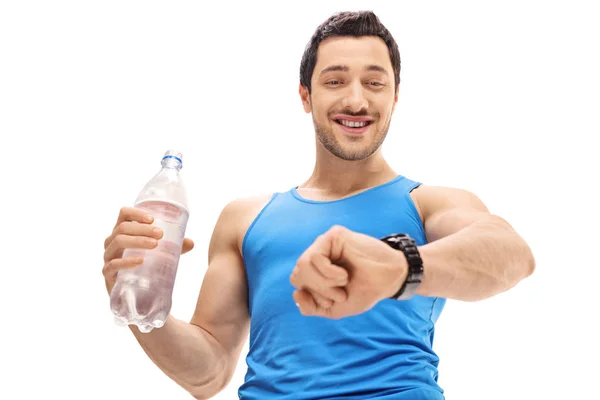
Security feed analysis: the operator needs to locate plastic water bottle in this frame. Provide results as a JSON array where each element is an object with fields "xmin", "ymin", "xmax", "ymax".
[{"xmin": 110, "ymin": 150, "xmax": 190, "ymax": 333}]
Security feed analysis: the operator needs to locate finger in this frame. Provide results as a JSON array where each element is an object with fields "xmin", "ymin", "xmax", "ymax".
[
  {"xmin": 104, "ymin": 234, "xmax": 158, "ymax": 263},
  {"xmin": 106, "ymin": 209, "xmax": 156, "ymax": 250},
  {"xmin": 310, "ymin": 252, "xmax": 348, "ymax": 284},
  {"xmin": 290, "ymin": 261, "xmax": 348, "ymax": 303},
  {"xmin": 102, "ymin": 256, "xmax": 144, "ymax": 281},
  {"xmin": 182, "ymin": 238, "xmax": 194, "ymax": 254},
  {"xmin": 294, "ymin": 289, "xmax": 334, "ymax": 318},
  {"xmin": 321, "ymin": 286, "xmax": 347, "ymax": 303},
  {"xmin": 308, "ymin": 289, "xmax": 334, "ymax": 309},
  {"xmin": 114, "ymin": 206, "xmax": 154, "ymax": 229},
  {"xmin": 105, "ymin": 221, "xmax": 163, "ymax": 248},
  {"xmin": 293, "ymin": 289, "xmax": 318, "ymax": 316},
  {"xmin": 314, "ymin": 226, "xmax": 346, "ymax": 262}
]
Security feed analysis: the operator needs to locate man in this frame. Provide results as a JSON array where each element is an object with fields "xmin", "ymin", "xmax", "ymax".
[{"xmin": 102, "ymin": 10, "xmax": 535, "ymax": 400}]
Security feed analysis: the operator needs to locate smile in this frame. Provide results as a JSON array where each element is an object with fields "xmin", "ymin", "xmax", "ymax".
[{"xmin": 335, "ymin": 119, "xmax": 373, "ymax": 128}]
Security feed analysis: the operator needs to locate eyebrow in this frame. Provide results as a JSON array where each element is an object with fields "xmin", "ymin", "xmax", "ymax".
[{"xmin": 319, "ymin": 64, "xmax": 389, "ymax": 76}]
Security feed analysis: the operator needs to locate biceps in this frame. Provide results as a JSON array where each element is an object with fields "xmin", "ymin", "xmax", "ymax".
[
  {"xmin": 190, "ymin": 250, "xmax": 250, "ymax": 359},
  {"xmin": 424, "ymin": 208, "xmax": 491, "ymax": 242}
]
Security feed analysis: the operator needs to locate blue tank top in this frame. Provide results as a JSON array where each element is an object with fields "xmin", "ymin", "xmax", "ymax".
[{"xmin": 237, "ymin": 175, "xmax": 446, "ymax": 399}]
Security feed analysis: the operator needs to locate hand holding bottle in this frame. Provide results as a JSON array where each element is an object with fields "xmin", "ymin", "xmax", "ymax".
[{"xmin": 102, "ymin": 206, "xmax": 194, "ymax": 295}]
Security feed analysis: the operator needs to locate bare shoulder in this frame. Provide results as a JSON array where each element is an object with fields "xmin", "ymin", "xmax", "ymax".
[
  {"xmin": 410, "ymin": 184, "xmax": 489, "ymax": 220},
  {"xmin": 211, "ymin": 193, "xmax": 276, "ymax": 255}
]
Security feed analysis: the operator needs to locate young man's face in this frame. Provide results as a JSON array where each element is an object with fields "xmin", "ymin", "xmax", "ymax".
[{"xmin": 300, "ymin": 36, "xmax": 399, "ymax": 161}]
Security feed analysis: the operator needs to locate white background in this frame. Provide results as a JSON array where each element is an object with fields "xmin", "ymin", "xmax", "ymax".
[{"xmin": 1, "ymin": 1, "xmax": 598, "ymax": 399}]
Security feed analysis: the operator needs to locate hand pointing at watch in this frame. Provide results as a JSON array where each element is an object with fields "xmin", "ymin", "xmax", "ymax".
[{"xmin": 289, "ymin": 225, "xmax": 409, "ymax": 320}]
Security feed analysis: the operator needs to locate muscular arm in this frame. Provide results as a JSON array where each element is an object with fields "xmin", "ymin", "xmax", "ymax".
[
  {"xmin": 129, "ymin": 316, "xmax": 230, "ymax": 399},
  {"xmin": 129, "ymin": 198, "xmax": 254, "ymax": 399},
  {"xmin": 412, "ymin": 186, "xmax": 535, "ymax": 302}
]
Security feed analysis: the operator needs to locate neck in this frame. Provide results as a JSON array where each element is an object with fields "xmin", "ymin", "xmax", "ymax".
[{"xmin": 299, "ymin": 145, "xmax": 397, "ymax": 198}]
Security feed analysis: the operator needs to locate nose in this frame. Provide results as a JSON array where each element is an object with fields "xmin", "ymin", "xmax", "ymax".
[{"xmin": 341, "ymin": 80, "xmax": 368, "ymax": 113}]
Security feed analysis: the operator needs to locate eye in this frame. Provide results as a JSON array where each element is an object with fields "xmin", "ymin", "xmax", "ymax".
[
  {"xmin": 368, "ymin": 81, "xmax": 384, "ymax": 87},
  {"xmin": 326, "ymin": 80, "xmax": 342, "ymax": 85}
]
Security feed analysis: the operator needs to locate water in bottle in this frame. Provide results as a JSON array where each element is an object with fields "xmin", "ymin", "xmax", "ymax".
[{"xmin": 110, "ymin": 150, "xmax": 190, "ymax": 333}]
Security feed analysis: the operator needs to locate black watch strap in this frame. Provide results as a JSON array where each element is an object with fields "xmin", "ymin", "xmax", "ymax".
[{"xmin": 380, "ymin": 233, "xmax": 424, "ymax": 300}]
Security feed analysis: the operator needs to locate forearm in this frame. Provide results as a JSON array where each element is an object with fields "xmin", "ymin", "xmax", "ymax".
[
  {"xmin": 129, "ymin": 315, "xmax": 229, "ymax": 399},
  {"xmin": 416, "ymin": 215, "xmax": 535, "ymax": 301}
]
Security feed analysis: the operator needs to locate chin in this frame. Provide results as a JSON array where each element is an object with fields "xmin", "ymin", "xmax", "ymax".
[{"xmin": 330, "ymin": 142, "xmax": 380, "ymax": 161}]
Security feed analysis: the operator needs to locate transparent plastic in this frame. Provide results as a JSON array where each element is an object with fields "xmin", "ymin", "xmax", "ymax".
[{"xmin": 109, "ymin": 150, "xmax": 190, "ymax": 333}]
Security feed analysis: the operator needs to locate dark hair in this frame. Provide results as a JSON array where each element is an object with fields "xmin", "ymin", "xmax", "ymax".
[{"xmin": 299, "ymin": 11, "xmax": 401, "ymax": 93}]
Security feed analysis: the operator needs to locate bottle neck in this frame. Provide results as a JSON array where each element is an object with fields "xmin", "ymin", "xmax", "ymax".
[{"xmin": 161, "ymin": 157, "xmax": 182, "ymax": 171}]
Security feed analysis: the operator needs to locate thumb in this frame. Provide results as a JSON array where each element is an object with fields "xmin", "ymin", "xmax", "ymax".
[{"xmin": 182, "ymin": 237, "xmax": 195, "ymax": 254}]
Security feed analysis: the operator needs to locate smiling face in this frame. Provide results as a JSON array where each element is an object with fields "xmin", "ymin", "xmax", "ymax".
[{"xmin": 300, "ymin": 36, "xmax": 399, "ymax": 161}]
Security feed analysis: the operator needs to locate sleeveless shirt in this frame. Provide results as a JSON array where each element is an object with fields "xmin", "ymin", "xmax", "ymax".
[{"xmin": 237, "ymin": 175, "xmax": 446, "ymax": 399}]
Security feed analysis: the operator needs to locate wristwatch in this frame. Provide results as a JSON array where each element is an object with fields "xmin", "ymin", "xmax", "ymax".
[{"xmin": 380, "ymin": 233, "xmax": 424, "ymax": 300}]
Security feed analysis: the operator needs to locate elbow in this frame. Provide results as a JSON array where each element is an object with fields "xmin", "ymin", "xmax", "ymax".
[
  {"xmin": 484, "ymin": 240, "xmax": 536, "ymax": 301},
  {"xmin": 189, "ymin": 358, "xmax": 231, "ymax": 400},
  {"xmin": 524, "ymin": 245, "xmax": 536, "ymax": 278},
  {"xmin": 501, "ymin": 242, "xmax": 535, "ymax": 295},
  {"xmin": 515, "ymin": 227, "xmax": 536, "ymax": 281},
  {"xmin": 495, "ymin": 215, "xmax": 536, "ymax": 281}
]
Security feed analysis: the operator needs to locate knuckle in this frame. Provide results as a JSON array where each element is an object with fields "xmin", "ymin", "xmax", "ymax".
[
  {"xmin": 329, "ymin": 225, "xmax": 346, "ymax": 236},
  {"xmin": 318, "ymin": 295, "xmax": 331, "ymax": 307},
  {"xmin": 309, "ymin": 252, "xmax": 321, "ymax": 265},
  {"xmin": 102, "ymin": 262, "xmax": 112, "ymax": 275},
  {"xmin": 331, "ymin": 289, "xmax": 344, "ymax": 302},
  {"xmin": 107, "ymin": 258, "xmax": 123, "ymax": 272},
  {"xmin": 116, "ymin": 223, "xmax": 127, "ymax": 234},
  {"xmin": 330, "ymin": 275, "xmax": 345, "ymax": 287},
  {"xmin": 297, "ymin": 254, "xmax": 311, "ymax": 267},
  {"xmin": 114, "ymin": 234, "xmax": 125, "ymax": 246}
]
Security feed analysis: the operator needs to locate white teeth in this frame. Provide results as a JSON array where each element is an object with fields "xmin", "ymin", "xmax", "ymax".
[{"xmin": 339, "ymin": 120, "xmax": 368, "ymax": 128}]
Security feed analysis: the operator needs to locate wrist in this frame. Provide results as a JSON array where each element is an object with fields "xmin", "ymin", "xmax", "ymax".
[
  {"xmin": 380, "ymin": 233, "xmax": 424, "ymax": 300},
  {"xmin": 385, "ymin": 247, "xmax": 408, "ymax": 299}
]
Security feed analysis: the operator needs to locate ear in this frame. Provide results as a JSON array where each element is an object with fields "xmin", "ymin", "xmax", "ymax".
[
  {"xmin": 299, "ymin": 84, "xmax": 312, "ymax": 113},
  {"xmin": 392, "ymin": 84, "xmax": 400, "ymax": 112}
]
